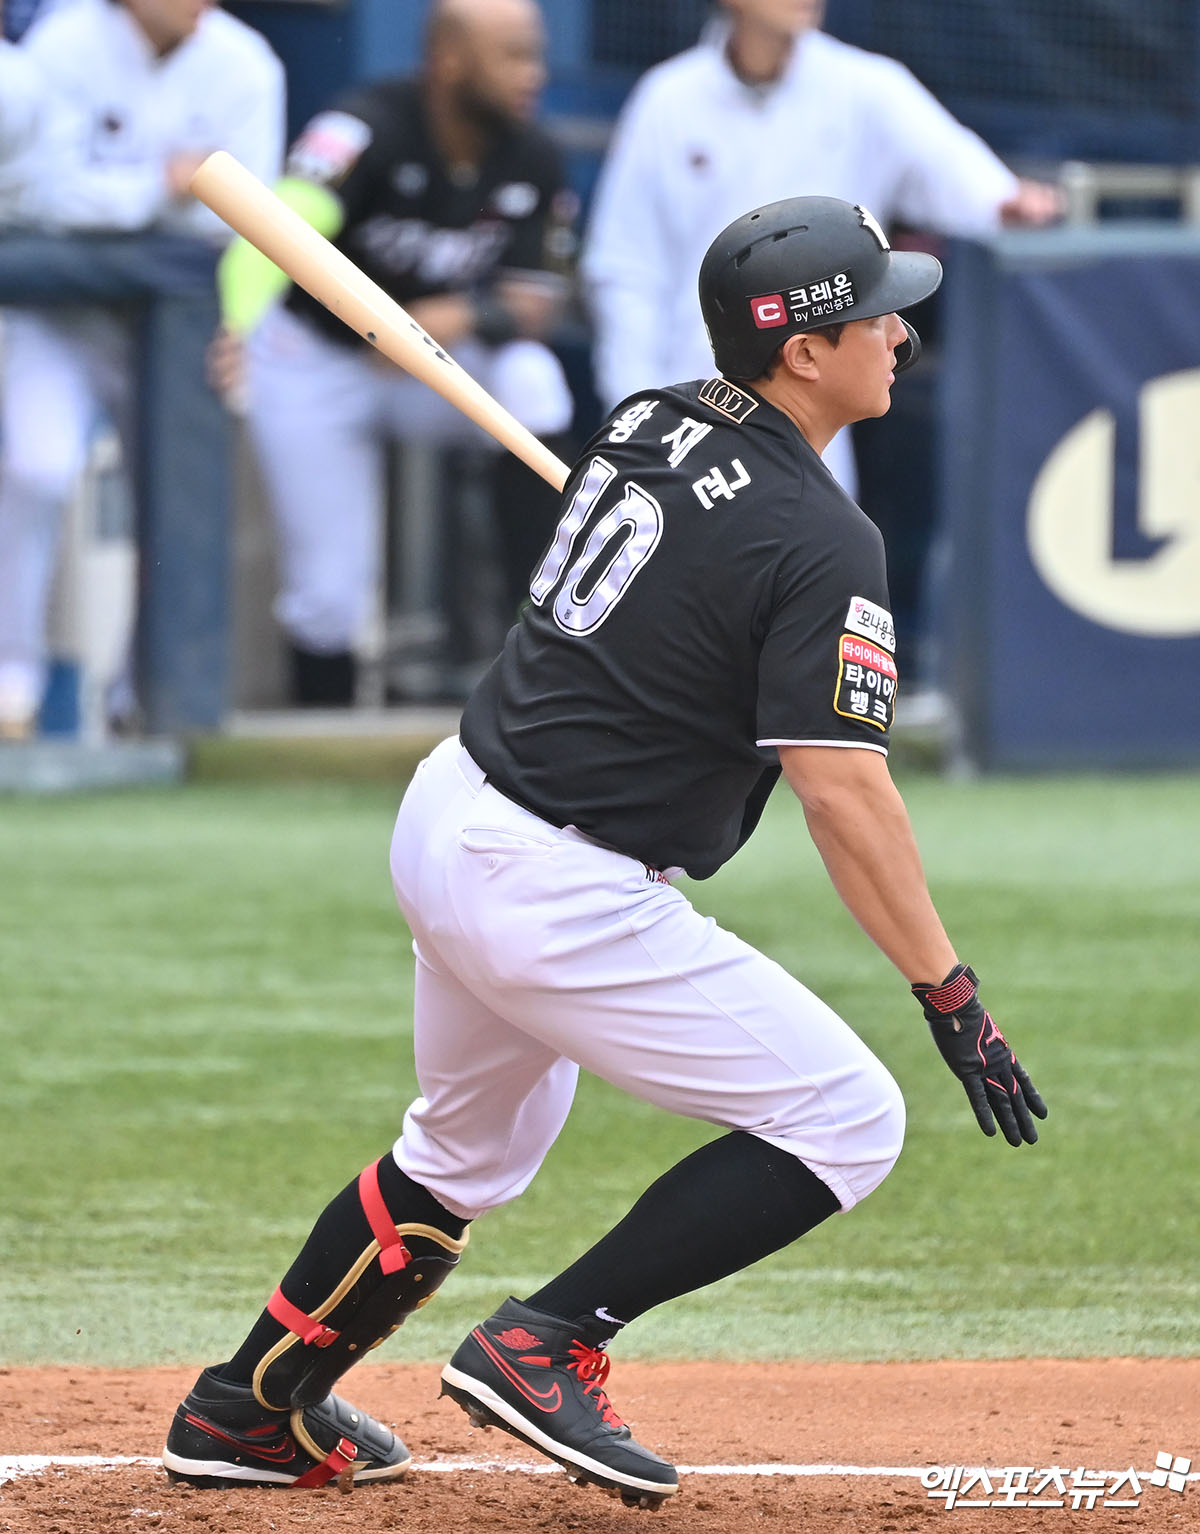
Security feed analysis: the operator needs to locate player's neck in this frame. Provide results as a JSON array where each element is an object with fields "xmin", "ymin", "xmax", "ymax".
[
  {"xmin": 751, "ymin": 375, "xmax": 838, "ymax": 456},
  {"xmin": 725, "ymin": 21, "xmax": 800, "ymax": 86},
  {"xmin": 127, "ymin": 12, "xmax": 192, "ymax": 56},
  {"xmin": 425, "ymin": 84, "xmax": 488, "ymax": 176}
]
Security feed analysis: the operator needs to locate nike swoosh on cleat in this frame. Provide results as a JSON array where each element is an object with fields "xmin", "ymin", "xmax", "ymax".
[
  {"xmin": 183, "ymin": 1412, "xmax": 296, "ymax": 1464},
  {"xmin": 473, "ymin": 1330, "xmax": 563, "ymax": 1413}
]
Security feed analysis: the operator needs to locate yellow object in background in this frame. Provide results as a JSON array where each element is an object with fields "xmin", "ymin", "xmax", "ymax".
[{"xmin": 216, "ymin": 177, "xmax": 345, "ymax": 335}]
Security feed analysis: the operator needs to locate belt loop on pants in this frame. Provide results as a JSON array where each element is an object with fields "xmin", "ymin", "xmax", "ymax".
[{"xmin": 456, "ymin": 742, "xmax": 487, "ymax": 794}]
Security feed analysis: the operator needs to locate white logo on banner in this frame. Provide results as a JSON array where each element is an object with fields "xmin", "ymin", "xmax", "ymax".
[{"xmin": 1026, "ymin": 369, "xmax": 1200, "ymax": 636}]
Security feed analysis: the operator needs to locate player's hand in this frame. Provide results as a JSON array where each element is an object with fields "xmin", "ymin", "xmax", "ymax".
[
  {"xmin": 166, "ymin": 151, "xmax": 212, "ymax": 201},
  {"xmin": 999, "ymin": 178, "xmax": 1064, "ymax": 227},
  {"xmin": 912, "ymin": 964, "xmax": 1047, "ymax": 1146},
  {"xmin": 206, "ymin": 326, "xmax": 246, "ymax": 413}
]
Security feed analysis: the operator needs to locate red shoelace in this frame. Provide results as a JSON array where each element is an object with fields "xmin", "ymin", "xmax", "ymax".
[{"xmin": 567, "ymin": 1342, "xmax": 624, "ymax": 1426}]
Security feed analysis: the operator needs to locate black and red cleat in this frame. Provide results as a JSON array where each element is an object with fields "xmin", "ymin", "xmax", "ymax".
[
  {"xmin": 440, "ymin": 1298, "xmax": 678, "ymax": 1508},
  {"xmin": 161, "ymin": 1366, "xmax": 410, "ymax": 1489}
]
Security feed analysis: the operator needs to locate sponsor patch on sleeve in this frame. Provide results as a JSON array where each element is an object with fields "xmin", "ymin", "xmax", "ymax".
[
  {"xmin": 286, "ymin": 111, "xmax": 374, "ymax": 186},
  {"xmin": 843, "ymin": 596, "xmax": 896, "ymax": 653},
  {"xmin": 833, "ymin": 634, "xmax": 898, "ymax": 732}
]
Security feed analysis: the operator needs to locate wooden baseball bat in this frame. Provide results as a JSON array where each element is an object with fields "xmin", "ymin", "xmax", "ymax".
[{"xmin": 189, "ymin": 150, "xmax": 571, "ymax": 492}]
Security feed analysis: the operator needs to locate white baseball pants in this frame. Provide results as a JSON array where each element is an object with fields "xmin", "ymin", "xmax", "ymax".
[
  {"xmin": 245, "ymin": 304, "xmax": 574, "ymax": 655},
  {"xmin": 388, "ymin": 737, "xmax": 905, "ymax": 1222}
]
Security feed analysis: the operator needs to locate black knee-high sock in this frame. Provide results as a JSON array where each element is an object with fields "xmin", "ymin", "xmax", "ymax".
[
  {"xmin": 219, "ymin": 1155, "xmax": 469, "ymax": 1388},
  {"xmin": 525, "ymin": 1132, "xmax": 841, "ymax": 1328}
]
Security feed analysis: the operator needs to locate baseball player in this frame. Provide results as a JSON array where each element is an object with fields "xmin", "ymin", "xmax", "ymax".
[
  {"xmin": 233, "ymin": 0, "xmax": 576, "ymax": 707},
  {"xmin": 0, "ymin": 0, "xmax": 284, "ymax": 740},
  {"xmin": 163, "ymin": 197, "xmax": 1046, "ymax": 1507},
  {"xmin": 582, "ymin": 0, "xmax": 1060, "ymax": 495}
]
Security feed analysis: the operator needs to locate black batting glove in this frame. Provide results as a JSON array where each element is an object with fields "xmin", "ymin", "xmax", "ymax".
[{"xmin": 912, "ymin": 964, "xmax": 1048, "ymax": 1147}]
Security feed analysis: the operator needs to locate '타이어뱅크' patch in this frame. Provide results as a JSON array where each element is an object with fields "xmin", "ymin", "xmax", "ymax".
[{"xmin": 833, "ymin": 634, "xmax": 897, "ymax": 732}]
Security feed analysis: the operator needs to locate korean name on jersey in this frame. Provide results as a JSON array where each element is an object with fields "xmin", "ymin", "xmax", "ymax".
[{"xmin": 461, "ymin": 376, "xmax": 899, "ymax": 882}]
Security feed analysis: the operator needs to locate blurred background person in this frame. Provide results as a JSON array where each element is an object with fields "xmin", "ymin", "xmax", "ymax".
[
  {"xmin": 581, "ymin": 0, "xmax": 1060, "ymax": 680},
  {"xmin": 0, "ymin": 0, "xmax": 284, "ymax": 741},
  {"xmin": 228, "ymin": 0, "xmax": 576, "ymax": 708},
  {"xmin": 583, "ymin": 0, "xmax": 1060, "ymax": 492}
]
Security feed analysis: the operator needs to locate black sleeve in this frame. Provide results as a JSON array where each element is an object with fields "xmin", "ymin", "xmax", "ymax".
[{"xmin": 756, "ymin": 514, "xmax": 898, "ymax": 751}]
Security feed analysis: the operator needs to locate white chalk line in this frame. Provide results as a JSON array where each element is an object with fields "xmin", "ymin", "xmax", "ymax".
[{"xmin": 3, "ymin": 1455, "xmax": 1193, "ymax": 1486}]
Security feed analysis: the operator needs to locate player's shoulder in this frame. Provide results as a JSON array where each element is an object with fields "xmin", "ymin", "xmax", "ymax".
[
  {"xmin": 668, "ymin": 380, "xmax": 882, "ymax": 546},
  {"xmin": 617, "ymin": 42, "xmax": 723, "ymax": 120},
  {"xmin": 334, "ymin": 75, "xmax": 421, "ymax": 127},
  {"xmin": 586, "ymin": 377, "xmax": 811, "ymax": 513},
  {"xmin": 285, "ymin": 79, "xmax": 413, "ymax": 188},
  {"xmin": 193, "ymin": 6, "xmax": 284, "ymax": 78},
  {"xmin": 289, "ymin": 77, "xmax": 420, "ymax": 180},
  {"xmin": 780, "ymin": 464, "xmax": 888, "ymax": 591},
  {"xmin": 287, "ymin": 76, "xmax": 412, "ymax": 160},
  {"xmin": 605, "ymin": 376, "xmax": 797, "ymax": 445},
  {"xmin": 21, "ymin": 0, "xmax": 106, "ymax": 56},
  {"xmin": 804, "ymin": 27, "xmax": 924, "ymax": 93},
  {"xmin": 495, "ymin": 115, "xmax": 566, "ymax": 188}
]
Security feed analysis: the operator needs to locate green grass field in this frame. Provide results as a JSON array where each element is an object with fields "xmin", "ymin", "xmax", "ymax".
[{"xmin": 3, "ymin": 767, "xmax": 1198, "ymax": 1369}]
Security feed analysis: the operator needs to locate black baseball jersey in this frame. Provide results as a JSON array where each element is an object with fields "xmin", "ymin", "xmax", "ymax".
[
  {"xmin": 282, "ymin": 79, "xmax": 573, "ymax": 346},
  {"xmin": 461, "ymin": 377, "xmax": 899, "ymax": 880}
]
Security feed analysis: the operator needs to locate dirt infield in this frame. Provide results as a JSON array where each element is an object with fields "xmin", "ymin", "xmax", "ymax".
[{"xmin": 2, "ymin": 1360, "xmax": 1197, "ymax": 1533}]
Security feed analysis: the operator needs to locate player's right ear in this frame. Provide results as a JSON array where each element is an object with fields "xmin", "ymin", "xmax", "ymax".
[{"xmin": 779, "ymin": 331, "xmax": 822, "ymax": 382}]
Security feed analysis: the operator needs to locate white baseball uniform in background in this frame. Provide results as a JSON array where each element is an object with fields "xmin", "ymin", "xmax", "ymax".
[
  {"xmin": 248, "ymin": 307, "xmax": 572, "ymax": 658},
  {"xmin": 4, "ymin": 0, "xmax": 283, "ymax": 238},
  {"xmin": 244, "ymin": 76, "xmax": 576, "ymax": 677},
  {"xmin": 0, "ymin": 39, "xmax": 43, "ymax": 210},
  {"xmin": 0, "ymin": 0, "xmax": 284, "ymax": 733},
  {"xmin": 582, "ymin": 19, "xmax": 1018, "ymax": 493}
]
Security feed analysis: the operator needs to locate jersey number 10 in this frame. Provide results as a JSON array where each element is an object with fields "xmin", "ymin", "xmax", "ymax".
[{"xmin": 529, "ymin": 455, "xmax": 664, "ymax": 635}]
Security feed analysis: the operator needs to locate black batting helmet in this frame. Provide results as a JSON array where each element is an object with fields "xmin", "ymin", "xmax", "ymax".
[{"xmin": 698, "ymin": 196, "xmax": 943, "ymax": 381}]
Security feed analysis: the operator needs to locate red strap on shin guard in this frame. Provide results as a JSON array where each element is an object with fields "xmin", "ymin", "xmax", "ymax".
[
  {"xmin": 267, "ymin": 1286, "xmax": 340, "ymax": 1347},
  {"xmin": 292, "ymin": 1435, "xmax": 357, "ymax": 1488},
  {"xmin": 264, "ymin": 1160, "xmax": 410, "ymax": 1350},
  {"xmin": 358, "ymin": 1158, "xmax": 411, "ymax": 1275}
]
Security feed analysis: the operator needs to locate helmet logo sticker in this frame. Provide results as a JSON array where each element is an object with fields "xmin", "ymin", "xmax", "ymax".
[
  {"xmin": 785, "ymin": 272, "xmax": 855, "ymax": 325},
  {"xmin": 856, "ymin": 205, "xmax": 890, "ymax": 251},
  {"xmin": 749, "ymin": 294, "xmax": 788, "ymax": 328}
]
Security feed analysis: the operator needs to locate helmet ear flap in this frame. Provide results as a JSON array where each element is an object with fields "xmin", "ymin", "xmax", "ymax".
[{"xmin": 893, "ymin": 318, "xmax": 921, "ymax": 373}]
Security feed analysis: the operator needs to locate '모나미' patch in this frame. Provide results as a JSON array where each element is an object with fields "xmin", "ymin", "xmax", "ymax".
[
  {"xmin": 843, "ymin": 596, "xmax": 896, "ymax": 653},
  {"xmin": 833, "ymin": 633, "xmax": 898, "ymax": 732}
]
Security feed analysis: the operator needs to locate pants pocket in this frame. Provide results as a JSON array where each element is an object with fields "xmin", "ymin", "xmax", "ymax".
[{"xmin": 456, "ymin": 826, "xmax": 556, "ymax": 858}]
